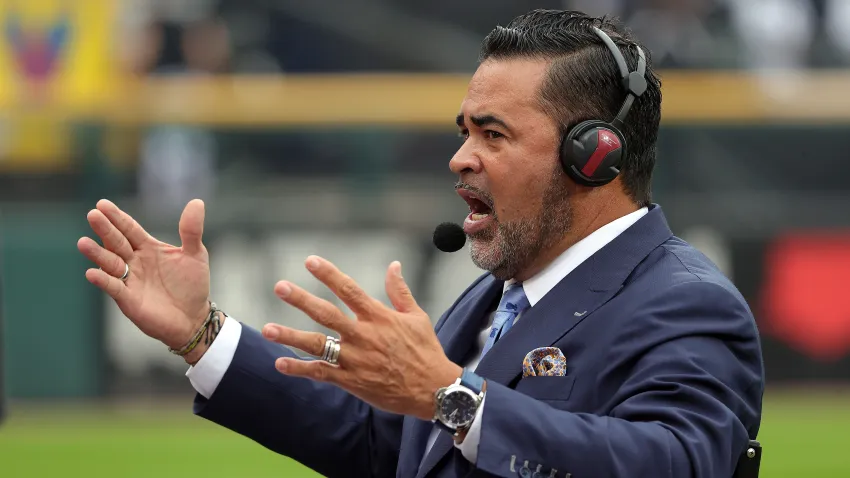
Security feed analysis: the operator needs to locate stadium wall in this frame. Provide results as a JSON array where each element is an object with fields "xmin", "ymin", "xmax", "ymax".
[{"xmin": 2, "ymin": 72, "xmax": 850, "ymax": 398}]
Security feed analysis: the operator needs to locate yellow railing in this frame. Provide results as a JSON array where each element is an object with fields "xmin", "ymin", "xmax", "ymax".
[
  {"xmin": 5, "ymin": 71, "xmax": 850, "ymax": 126},
  {"xmin": 1, "ymin": 71, "xmax": 850, "ymax": 172}
]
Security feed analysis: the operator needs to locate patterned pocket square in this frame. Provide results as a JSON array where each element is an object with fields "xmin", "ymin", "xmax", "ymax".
[{"xmin": 522, "ymin": 347, "xmax": 567, "ymax": 377}]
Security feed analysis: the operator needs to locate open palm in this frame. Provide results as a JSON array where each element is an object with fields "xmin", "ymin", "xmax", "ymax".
[{"xmin": 77, "ymin": 199, "xmax": 211, "ymax": 350}]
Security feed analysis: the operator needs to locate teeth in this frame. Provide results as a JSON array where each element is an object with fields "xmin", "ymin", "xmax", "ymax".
[{"xmin": 470, "ymin": 213, "xmax": 490, "ymax": 221}]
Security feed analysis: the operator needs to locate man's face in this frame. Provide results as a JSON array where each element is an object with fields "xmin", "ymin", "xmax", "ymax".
[{"xmin": 451, "ymin": 58, "xmax": 574, "ymax": 280}]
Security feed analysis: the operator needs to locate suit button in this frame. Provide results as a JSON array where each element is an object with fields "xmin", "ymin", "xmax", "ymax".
[{"xmin": 519, "ymin": 467, "xmax": 532, "ymax": 478}]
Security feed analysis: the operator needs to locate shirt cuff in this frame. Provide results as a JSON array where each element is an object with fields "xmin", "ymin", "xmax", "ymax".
[
  {"xmin": 455, "ymin": 394, "xmax": 485, "ymax": 463},
  {"xmin": 185, "ymin": 317, "xmax": 242, "ymax": 399}
]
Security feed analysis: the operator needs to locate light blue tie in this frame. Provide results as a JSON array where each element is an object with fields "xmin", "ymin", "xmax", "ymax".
[{"xmin": 480, "ymin": 283, "xmax": 530, "ymax": 358}]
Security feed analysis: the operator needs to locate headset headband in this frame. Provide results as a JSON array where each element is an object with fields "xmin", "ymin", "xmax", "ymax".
[{"xmin": 590, "ymin": 27, "xmax": 648, "ymax": 131}]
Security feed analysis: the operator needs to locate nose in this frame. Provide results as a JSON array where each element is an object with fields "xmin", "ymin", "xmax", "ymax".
[{"xmin": 449, "ymin": 142, "xmax": 483, "ymax": 176}]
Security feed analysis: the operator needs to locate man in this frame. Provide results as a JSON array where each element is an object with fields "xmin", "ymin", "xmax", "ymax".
[{"xmin": 77, "ymin": 10, "xmax": 764, "ymax": 478}]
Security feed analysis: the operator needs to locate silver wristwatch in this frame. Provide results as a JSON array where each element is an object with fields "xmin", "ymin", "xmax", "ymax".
[{"xmin": 433, "ymin": 368, "xmax": 485, "ymax": 436}]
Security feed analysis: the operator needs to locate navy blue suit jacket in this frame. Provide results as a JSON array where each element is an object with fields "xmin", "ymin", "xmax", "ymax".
[{"xmin": 194, "ymin": 205, "xmax": 764, "ymax": 477}]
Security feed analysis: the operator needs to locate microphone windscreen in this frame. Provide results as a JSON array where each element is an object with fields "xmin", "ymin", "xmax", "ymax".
[{"xmin": 433, "ymin": 222, "xmax": 466, "ymax": 253}]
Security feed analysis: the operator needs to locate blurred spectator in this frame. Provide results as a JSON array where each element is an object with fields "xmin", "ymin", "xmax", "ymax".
[
  {"xmin": 137, "ymin": 124, "xmax": 217, "ymax": 221},
  {"xmin": 824, "ymin": 0, "xmax": 850, "ymax": 62},
  {"xmin": 117, "ymin": 0, "xmax": 850, "ymax": 75},
  {"xmin": 623, "ymin": 0, "xmax": 735, "ymax": 69},
  {"xmin": 566, "ymin": 0, "xmax": 626, "ymax": 17},
  {"xmin": 117, "ymin": 21, "xmax": 163, "ymax": 76},
  {"xmin": 179, "ymin": 17, "xmax": 232, "ymax": 74},
  {"xmin": 121, "ymin": 12, "xmax": 228, "ymax": 220},
  {"xmin": 725, "ymin": 0, "xmax": 817, "ymax": 70}
]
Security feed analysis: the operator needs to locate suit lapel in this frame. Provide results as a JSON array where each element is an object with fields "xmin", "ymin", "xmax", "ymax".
[
  {"xmin": 398, "ymin": 277, "xmax": 502, "ymax": 478},
  {"xmin": 414, "ymin": 205, "xmax": 673, "ymax": 478},
  {"xmin": 397, "ymin": 415, "xmax": 424, "ymax": 478},
  {"xmin": 412, "ymin": 279, "xmax": 617, "ymax": 478},
  {"xmin": 473, "ymin": 274, "xmax": 617, "ymax": 385},
  {"xmin": 438, "ymin": 276, "xmax": 504, "ymax": 364},
  {"xmin": 414, "ymin": 433, "xmax": 454, "ymax": 478},
  {"xmin": 475, "ymin": 206, "xmax": 673, "ymax": 387}
]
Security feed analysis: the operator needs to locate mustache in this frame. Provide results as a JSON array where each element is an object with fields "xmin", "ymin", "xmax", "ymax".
[{"xmin": 454, "ymin": 181, "xmax": 495, "ymax": 209}]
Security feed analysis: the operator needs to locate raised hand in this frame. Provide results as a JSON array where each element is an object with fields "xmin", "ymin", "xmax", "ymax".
[
  {"xmin": 261, "ymin": 256, "xmax": 462, "ymax": 420},
  {"xmin": 77, "ymin": 199, "xmax": 212, "ymax": 361}
]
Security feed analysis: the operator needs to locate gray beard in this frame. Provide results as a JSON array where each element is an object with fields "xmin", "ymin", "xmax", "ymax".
[{"xmin": 469, "ymin": 170, "xmax": 573, "ymax": 280}]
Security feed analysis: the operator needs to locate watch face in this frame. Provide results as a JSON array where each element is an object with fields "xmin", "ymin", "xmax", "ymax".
[{"xmin": 439, "ymin": 390, "xmax": 478, "ymax": 428}]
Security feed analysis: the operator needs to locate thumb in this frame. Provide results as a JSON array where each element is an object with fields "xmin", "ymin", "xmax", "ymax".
[
  {"xmin": 385, "ymin": 261, "xmax": 418, "ymax": 313},
  {"xmin": 179, "ymin": 199, "xmax": 206, "ymax": 256}
]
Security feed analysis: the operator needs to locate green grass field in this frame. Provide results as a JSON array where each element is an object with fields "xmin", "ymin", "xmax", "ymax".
[{"xmin": 1, "ymin": 389, "xmax": 848, "ymax": 477}]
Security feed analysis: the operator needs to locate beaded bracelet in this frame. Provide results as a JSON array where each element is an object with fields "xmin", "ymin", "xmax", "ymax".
[{"xmin": 168, "ymin": 302, "xmax": 223, "ymax": 356}]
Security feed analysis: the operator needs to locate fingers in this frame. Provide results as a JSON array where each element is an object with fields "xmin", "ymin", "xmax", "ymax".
[
  {"xmin": 275, "ymin": 281, "xmax": 356, "ymax": 336},
  {"xmin": 86, "ymin": 209, "xmax": 134, "ymax": 261},
  {"xmin": 84, "ymin": 268, "xmax": 128, "ymax": 301},
  {"xmin": 275, "ymin": 356, "xmax": 344, "ymax": 384},
  {"xmin": 385, "ymin": 261, "xmax": 419, "ymax": 313},
  {"xmin": 304, "ymin": 256, "xmax": 376, "ymax": 316},
  {"xmin": 77, "ymin": 237, "xmax": 127, "ymax": 279},
  {"xmin": 262, "ymin": 324, "xmax": 328, "ymax": 357},
  {"xmin": 179, "ymin": 199, "xmax": 206, "ymax": 256},
  {"xmin": 96, "ymin": 199, "xmax": 153, "ymax": 250}
]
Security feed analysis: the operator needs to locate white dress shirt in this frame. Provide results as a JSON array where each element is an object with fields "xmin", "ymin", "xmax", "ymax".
[{"xmin": 187, "ymin": 207, "xmax": 648, "ymax": 466}]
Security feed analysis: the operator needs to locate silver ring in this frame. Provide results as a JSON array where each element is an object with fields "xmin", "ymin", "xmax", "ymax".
[
  {"xmin": 321, "ymin": 336, "xmax": 340, "ymax": 365},
  {"xmin": 120, "ymin": 263, "xmax": 130, "ymax": 282},
  {"xmin": 329, "ymin": 342, "xmax": 340, "ymax": 365}
]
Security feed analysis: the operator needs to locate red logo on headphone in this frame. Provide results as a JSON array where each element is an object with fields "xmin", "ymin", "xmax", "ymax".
[
  {"xmin": 581, "ymin": 130, "xmax": 621, "ymax": 177},
  {"xmin": 600, "ymin": 131, "xmax": 618, "ymax": 147}
]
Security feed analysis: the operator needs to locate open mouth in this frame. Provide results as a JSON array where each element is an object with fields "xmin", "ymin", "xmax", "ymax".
[
  {"xmin": 457, "ymin": 188, "xmax": 495, "ymax": 234},
  {"xmin": 457, "ymin": 188, "xmax": 493, "ymax": 218}
]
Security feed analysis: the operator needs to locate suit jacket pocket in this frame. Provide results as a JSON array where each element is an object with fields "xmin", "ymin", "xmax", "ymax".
[{"xmin": 513, "ymin": 375, "xmax": 576, "ymax": 402}]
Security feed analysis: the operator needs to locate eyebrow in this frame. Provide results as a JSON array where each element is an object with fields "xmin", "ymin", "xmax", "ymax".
[{"xmin": 456, "ymin": 113, "xmax": 513, "ymax": 134}]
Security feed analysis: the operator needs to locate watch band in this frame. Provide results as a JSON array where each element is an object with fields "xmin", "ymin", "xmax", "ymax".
[
  {"xmin": 435, "ymin": 416, "xmax": 455, "ymax": 434},
  {"xmin": 460, "ymin": 368, "xmax": 484, "ymax": 395},
  {"xmin": 453, "ymin": 369, "xmax": 485, "ymax": 441}
]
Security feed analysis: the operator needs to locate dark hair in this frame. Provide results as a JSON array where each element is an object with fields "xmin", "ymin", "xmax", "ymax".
[{"xmin": 480, "ymin": 10, "xmax": 662, "ymax": 207}]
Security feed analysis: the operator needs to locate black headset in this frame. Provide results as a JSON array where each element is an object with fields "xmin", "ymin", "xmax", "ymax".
[{"xmin": 560, "ymin": 26, "xmax": 648, "ymax": 187}]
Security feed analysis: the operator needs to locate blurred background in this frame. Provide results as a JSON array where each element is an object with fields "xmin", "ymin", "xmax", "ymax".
[{"xmin": 1, "ymin": 0, "xmax": 850, "ymax": 476}]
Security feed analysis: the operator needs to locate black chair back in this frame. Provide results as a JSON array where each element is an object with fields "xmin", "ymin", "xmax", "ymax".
[{"xmin": 733, "ymin": 440, "xmax": 761, "ymax": 478}]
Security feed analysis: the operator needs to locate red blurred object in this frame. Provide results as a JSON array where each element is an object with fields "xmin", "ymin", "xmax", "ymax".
[{"xmin": 760, "ymin": 231, "xmax": 850, "ymax": 361}]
